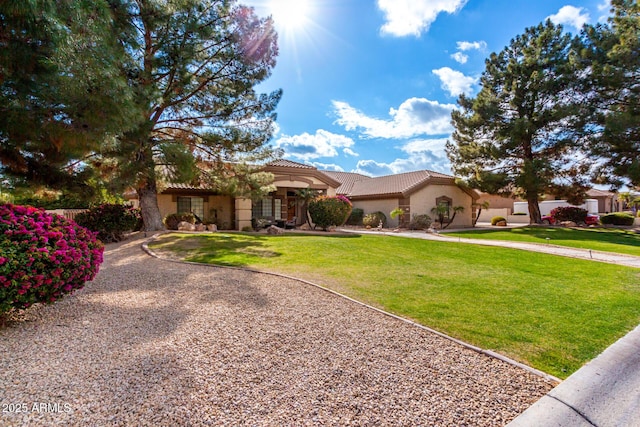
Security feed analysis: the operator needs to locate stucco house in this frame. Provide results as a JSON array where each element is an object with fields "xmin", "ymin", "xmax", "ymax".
[
  {"xmin": 324, "ymin": 170, "xmax": 479, "ymax": 228},
  {"xmin": 144, "ymin": 160, "xmax": 477, "ymax": 230}
]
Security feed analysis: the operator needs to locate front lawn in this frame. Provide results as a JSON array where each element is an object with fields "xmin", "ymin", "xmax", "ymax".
[
  {"xmin": 149, "ymin": 232, "xmax": 640, "ymax": 379},
  {"xmin": 445, "ymin": 227, "xmax": 640, "ymax": 257}
]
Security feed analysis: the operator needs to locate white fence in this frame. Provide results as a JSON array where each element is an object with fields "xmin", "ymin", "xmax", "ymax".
[{"xmin": 513, "ymin": 199, "xmax": 599, "ymax": 215}]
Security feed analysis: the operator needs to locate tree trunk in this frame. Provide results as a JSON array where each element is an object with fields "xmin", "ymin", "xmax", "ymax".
[
  {"xmin": 527, "ymin": 195, "xmax": 542, "ymax": 224},
  {"xmin": 137, "ymin": 180, "xmax": 165, "ymax": 231}
]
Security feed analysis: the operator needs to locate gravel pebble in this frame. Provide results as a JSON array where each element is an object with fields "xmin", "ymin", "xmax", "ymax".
[{"xmin": 1, "ymin": 235, "xmax": 554, "ymax": 426}]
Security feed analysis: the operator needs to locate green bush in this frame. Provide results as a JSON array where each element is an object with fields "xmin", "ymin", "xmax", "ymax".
[
  {"xmin": 363, "ymin": 211, "xmax": 387, "ymax": 228},
  {"xmin": 163, "ymin": 212, "xmax": 196, "ymax": 230},
  {"xmin": 346, "ymin": 208, "xmax": 364, "ymax": 226},
  {"xmin": 409, "ymin": 214, "xmax": 432, "ymax": 230},
  {"xmin": 491, "ymin": 216, "xmax": 507, "ymax": 225},
  {"xmin": 75, "ymin": 204, "xmax": 141, "ymax": 243},
  {"xmin": 513, "ymin": 212, "xmax": 527, "ymax": 215},
  {"xmin": 308, "ymin": 195, "xmax": 352, "ymax": 231},
  {"xmin": 550, "ymin": 206, "xmax": 587, "ymax": 223},
  {"xmin": 0, "ymin": 204, "xmax": 104, "ymax": 317},
  {"xmin": 241, "ymin": 226, "xmax": 254, "ymax": 232},
  {"xmin": 600, "ymin": 212, "xmax": 635, "ymax": 226}
]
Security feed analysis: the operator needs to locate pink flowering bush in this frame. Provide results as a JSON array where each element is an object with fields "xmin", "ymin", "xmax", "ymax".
[
  {"xmin": 308, "ymin": 195, "xmax": 352, "ymax": 231},
  {"xmin": 0, "ymin": 204, "xmax": 104, "ymax": 317}
]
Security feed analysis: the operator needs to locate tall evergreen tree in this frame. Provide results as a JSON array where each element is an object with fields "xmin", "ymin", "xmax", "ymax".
[
  {"xmin": 580, "ymin": 0, "xmax": 640, "ymax": 188},
  {"xmin": 104, "ymin": 0, "xmax": 282, "ymax": 230},
  {"xmin": 446, "ymin": 21, "xmax": 587, "ymax": 223},
  {"xmin": 0, "ymin": 0, "xmax": 139, "ymax": 199}
]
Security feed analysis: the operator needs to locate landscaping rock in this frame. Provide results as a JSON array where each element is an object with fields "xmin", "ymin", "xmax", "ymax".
[
  {"xmin": 207, "ymin": 224, "xmax": 218, "ymax": 232},
  {"xmin": 266, "ymin": 225, "xmax": 284, "ymax": 235},
  {"xmin": 177, "ymin": 221, "xmax": 196, "ymax": 231},
  {"xmin": 195, "ymin": 224, "xmax": 206, "ymax": 232},
  {"xmin": 560, "ymin": 221, "xmax": 577, "ymax": 227}
]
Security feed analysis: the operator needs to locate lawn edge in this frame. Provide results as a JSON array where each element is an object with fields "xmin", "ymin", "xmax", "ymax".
[{"xmin": 142, "ymin": 233, "xmax": 561, "ymax": 385}]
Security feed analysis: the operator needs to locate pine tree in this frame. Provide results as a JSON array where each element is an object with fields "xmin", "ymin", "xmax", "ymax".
[
  {"xmin": 0, "ymin": 0, "xmax": 139, "ymax": 199},
  {"xmin": 580, "ymin": 0, "xmax": 640, "ymax": 188},
  {"xmin": 446, "ymin": 21, "xmax": 587, "ymax": 224},
  {"xmin": 104, "ymin": 0, "xmax": 282, "ymax": 230}
]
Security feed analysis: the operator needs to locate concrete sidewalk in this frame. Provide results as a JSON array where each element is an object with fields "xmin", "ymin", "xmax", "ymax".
[{"xmin": 507, "ymin": 324, "xmax": 640, "ymax": 427}]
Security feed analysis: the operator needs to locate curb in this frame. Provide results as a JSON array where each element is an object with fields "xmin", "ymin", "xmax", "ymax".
[{"xmin": 142, "ymin": 233, "xmax": 561, "ymax": 385}]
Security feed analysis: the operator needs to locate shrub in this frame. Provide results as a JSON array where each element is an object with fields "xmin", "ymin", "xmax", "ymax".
[
  {"xmin": 513, "ymin": 212, "xmax": 527, "ymax": 215},
  {"xmin": 308, "ymin": 195, "xmax": 352, "ymax": 231},
  {"xmin": 550, "ymin": 206, "xmax": 588, "ymax": 223},
  {"xmin": 363, "ymin": 211, "xmax": 387, "ymax": 228},
  {"xmin": 491, "ymin": 216, "xmax": 506, "ymax": 225},
  {"xmin": 163, "ymin": 212, "xmax": 196, "ymax": 230},
  {"xmin": 0, "ymin": 204, "xmax": 104, "ymax": 317},
  {"xmin": 346, "ymin": 208, "xmax": 364, "ymax": 226},
  {"xmin": 241, "ymin": 226, "xmax": 254, "ymax": 232},
  {"xmin": 600, "ymin": 212, "xmax": 635, "ymax": 226},
  {"xmin": 409, "ymin": 214, "xmax": 432, "ymax": 230},
  {"xmin": 75, "ymin": 204, "xmax": 141, "ymax": 243}
]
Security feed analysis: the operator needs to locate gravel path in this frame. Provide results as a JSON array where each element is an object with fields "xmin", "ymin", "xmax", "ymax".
[{"xmin": 1, "ymin": 235, "xmax": 554, "ymax": 426}]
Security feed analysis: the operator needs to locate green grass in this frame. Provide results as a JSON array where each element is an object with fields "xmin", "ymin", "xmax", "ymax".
[
  {"xmin": 149, "ymin": 232, "xmax": 640, "ymax": 379},
  {"xmin": 445, "ymin": 227, "xmax": 640, "ymax": 257}
]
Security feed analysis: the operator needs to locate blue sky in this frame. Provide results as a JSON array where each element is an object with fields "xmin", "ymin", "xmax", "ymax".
[{"xmin": 245, "ymin": 0, "xmax": 612, "ymax": 177}]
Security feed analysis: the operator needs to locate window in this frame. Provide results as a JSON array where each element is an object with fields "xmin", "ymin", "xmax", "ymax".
[
  {"xmin": 435, "ymin": 196, "xmax": 452, "ymax": 220},
  {"xmin": 177, "ymin": 196, "xmax": 204, "ymax": 220},
  {"xmin": 252, "ymin": 197, "xmax": 282, "ymax": 220}
]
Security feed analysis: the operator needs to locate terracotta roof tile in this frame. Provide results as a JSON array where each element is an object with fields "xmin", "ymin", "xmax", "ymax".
[
  {"xmin": 267, "ymin": 159, "xmax": 315, "ymax": 169},
  {"xmin": 321, "ymin": 171, "xmax": 371, "ymax": 195},
  {"xmin": 324, "ymin": 170, "xmax": 455, "ymax": 198}
]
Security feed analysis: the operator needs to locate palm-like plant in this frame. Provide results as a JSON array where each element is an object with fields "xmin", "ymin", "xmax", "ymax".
[
  {"xmin": 295, "ymin": 188, "xmax": 320, "ymax": 227},
  {"xmin": 431, "ymin": 205, "xmax": 465, "ymax": 229}
]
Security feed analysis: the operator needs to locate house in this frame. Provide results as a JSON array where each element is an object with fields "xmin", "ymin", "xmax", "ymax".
[
  {"xmin": 146, "ymin": 160, "xmax": 477, "ymax": 230},
  {"xmin": 325, "ymin": 170, "xmax": 479, "ymax": 228},
  {"xmin": 150, "ymin": 160, "xmax": 340, "ymax": 230}
]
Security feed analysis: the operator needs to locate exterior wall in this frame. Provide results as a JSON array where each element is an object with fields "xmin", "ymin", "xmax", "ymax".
[
  {"xmin": 410, "ymin": 184, "xmax": 474, "ymax": 228},
  {"xmin": 235, "ymin": 198, "xmax": 252, "ymax": 230},
  {"xmin": 205, "ymin": 195, "xmax": 233, "ymax": 229},
  {"xmin": 477, "ymin": 193, "xmax": 516, "ymax": 213},
  {"xmin": 352, "ymin": 199, "xmax": 400, "ymax": 227},
  {"xmin": 514, "ymin": 199, "xmax": 599, "ymax": 215},
  {"xmin": 157, "ymin": 194, "xmax": 175, "ymax": 219}
]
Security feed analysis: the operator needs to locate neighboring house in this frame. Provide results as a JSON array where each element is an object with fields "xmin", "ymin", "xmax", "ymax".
[
  {"xmin": 586, "ymin": 188, "xmax": 619, "ymax": 214},
  {"xmin": 324, "ymin": 170, "xmax": 479, "ymax": 228},
  {"xmin": 131, "ymin": 160, "xmax": 477, "ymax": 230}
]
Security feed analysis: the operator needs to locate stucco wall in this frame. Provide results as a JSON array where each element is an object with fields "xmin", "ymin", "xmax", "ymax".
[
  {"xmin": 410, "ymin": 184, "xmax": 474, "ymax": 228},
  {"xmin": 157, "ymin": 194, "xmax": 175, "ymax": 220},
  {"xmin": 352, "ymin": 199, "xmax": 400, "ymax": 227}
]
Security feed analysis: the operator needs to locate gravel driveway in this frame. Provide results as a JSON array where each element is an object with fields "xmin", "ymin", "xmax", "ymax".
[{"xmin": 1, "ymin": 235, "xmax": 554, "ymax": 426}]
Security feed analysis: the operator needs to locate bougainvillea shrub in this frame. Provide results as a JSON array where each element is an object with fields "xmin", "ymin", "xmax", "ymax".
[
  {"xmin": 0, "ymin": 204, "xmax": 104, "ymax": 316},
  {"xmin": 75, "ymin": 204, "xmax": 141, "ymax": 243},
  {"xmin": 550, "ymin": 206, "xmax": 588, "ymax": 223},
  {"xmin": 308, "ymin": 195, "xmax": 352, "ymax": 231}
]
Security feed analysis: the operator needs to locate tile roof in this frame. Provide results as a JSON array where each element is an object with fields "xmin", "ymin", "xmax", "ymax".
[
  {"xmin": 321, "ymin": 171, "xmax": 371, "ymax": 195},
  {"xmin": 586, "ymin": 188, "xmax": 615, "ymax": 197},
  {"xmin": 267, "ymin": 159, "xmax": 315, "ymax": 169},
  {"xmin": 324, "ymin": 170, "xmax": 456, "ymax": 198}
]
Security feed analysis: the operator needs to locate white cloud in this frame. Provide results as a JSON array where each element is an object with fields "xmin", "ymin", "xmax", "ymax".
[
  {"xmin": 354, "ymin": 152, "xmax": 451, "ymax": 177},
  {"xmin": 547, "ymin": 6, "xmax": 590, "ymax": 31},
  {"xmin": 400, "ymin": 138, "xmax": 450, "ymax": 154},
  {"xmin": 377, "ymin": 0, "xmax": 468, "ymax": 37},
  {"xmin": 309, "ymin": 162, "xmax": 344, "ymax": 172},
  {"xmin": 456, "ymin": 40, "xmax": 487, "ymax": 51},
  {"xmin": 432, "ymin": 67, "xmax": 477, "ymax": 97},
  {"xmin": 451, "ymin": 52, "xmax": 468, "ymax": 64},
  {"xmin": 332, "ymin": 98, "xmax": 456, "ymax": 139},
  {"xmin": 343, "ymin": 147, "xmax": 359, "ymax": 157},
  {"xmin": 597, "ymin": 0, "xmax": 612, "ymax": 22},
  {"xmin": 274, "ymin": 129, "xmax": 355, "ymax": 160}
]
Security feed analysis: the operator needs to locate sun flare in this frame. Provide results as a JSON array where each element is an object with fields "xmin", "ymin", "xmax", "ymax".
[{"xmin": 269, "ymin": 0, "xmax": 311, "ymax": 32}]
